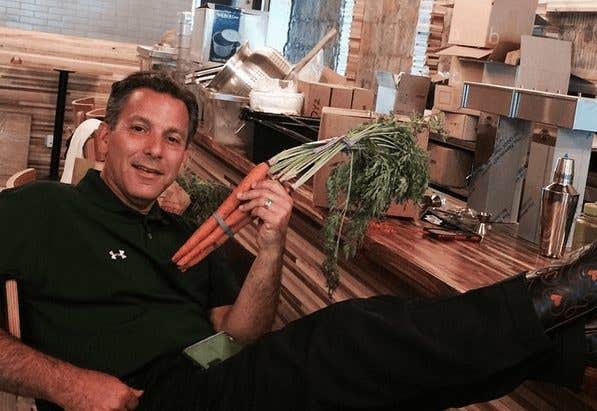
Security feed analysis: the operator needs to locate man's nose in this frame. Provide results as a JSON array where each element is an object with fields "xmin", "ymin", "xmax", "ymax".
[{"xmin": 144, "ymin": 133, "xmax": 163, "ymax": 158}]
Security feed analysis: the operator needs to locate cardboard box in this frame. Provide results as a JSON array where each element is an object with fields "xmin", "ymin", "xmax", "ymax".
[
  {"xmin": 442, "ymin": 112, "xmax": 479, "ymax": 141},
  {"xmin": 312, "ymin": 108, "xmax": 373, "ymax": 207},
  {"xmin": 482, "ymin": 62, "xmax": 518, "ymax": 87},
  {"xmin": 480, "ymin": 37, "xmax": 572, "ymax": 94},
  {"xmin": 437, "ymin": 44, "xmax": 520, "ymax": 86},
  {"xmin": 440, "ymin": 37, "xmax": 571, "ymax": 95},
  {"xmin": 448, "ymin": 0, "xmax": 538, "ymax": 49},
  {"xmin": 374, "ymin": 72, "xmax": 430, "ymax": 115},
  {"xmin": 190, "ymin": 4, "xmax": 268, "ymax": 63},
  {"xmin": 351, "ymin": 88, "xmax": 375, "ymax": 111},
  {"xmin": 437, "ymin": 46, "xmax": 512, "ymax": 114},
  {"xmin": 298, "ymin": 81, "xmax": 375, "ymax": 117},
  {"xmin": 437, "ymin": 48, "xmax": 490, "ymax": 88},
  {"xmin": 320, "ymin": 66, "xmax": 348, "ymax": 85},
  {"xmin": 298, "ymin": 80, "xmax": 332, "ymax": 118},
  {"xmin": 313, "ymin": 107, "xmax": 429, "ymax": 219},
  {"xmin": 433, "ymin": 85, "xmax": 481, "ymax": 116},
  {"xmin": 393, "ymin": 73, "xmax": 431, "ymax": 115},
  {"xmin": 330, "ymin": 85, "xmax": 354, "ymax": 109},
  {"xmin": 517, "ymin": 36, "xmax": 571, "ymax": 94},
  {"xmin": 428, "ymin": 142, "xmax": 474, "ymax": 188}
]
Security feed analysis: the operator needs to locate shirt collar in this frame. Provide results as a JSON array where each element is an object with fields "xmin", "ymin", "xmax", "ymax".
[{"xmin": 76, "ymin": 169, "xmax": 168, "ymax": 223}]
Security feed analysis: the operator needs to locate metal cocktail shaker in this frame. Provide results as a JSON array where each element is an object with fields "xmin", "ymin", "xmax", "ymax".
[{"xmin": 539, "ymin": 157, "xmax": 579, "ymax": 258}]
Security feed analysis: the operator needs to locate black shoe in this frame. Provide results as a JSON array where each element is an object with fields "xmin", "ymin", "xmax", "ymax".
[
  {"xmin": 587, "ymin": 316, "xmax": 597, "ymax": 367},
  {"xmin": 525, "ymin": 241, "xmax": 597, "ymax": 333}
]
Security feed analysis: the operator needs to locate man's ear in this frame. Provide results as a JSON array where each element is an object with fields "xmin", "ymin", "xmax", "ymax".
[{"xmin": 95, "ymin": 122, "xmax": 110, "ymax": 158}]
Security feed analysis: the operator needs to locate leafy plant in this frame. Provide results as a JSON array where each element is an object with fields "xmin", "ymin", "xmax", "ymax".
[
  {"xmin": 177, "ymin": 173, "xmax": 231, "ymax": 225},
  {"xmin": 321, "ymin": 116, "xmax": 429, "ymax": 295}
]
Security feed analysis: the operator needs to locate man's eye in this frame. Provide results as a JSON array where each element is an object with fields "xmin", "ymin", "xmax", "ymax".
[
  {"xmin": 167, "ymin": 135, "xmax": 181, "ymax": 144},
  {"xmin": 132, "ymin": 125, "xmax": 145, "ymax": 132}
]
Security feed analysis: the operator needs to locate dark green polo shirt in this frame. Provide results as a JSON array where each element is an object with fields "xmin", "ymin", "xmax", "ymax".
[{"xmin": 0, "ymin": 170, "xmax": 240, "ymax": 377}]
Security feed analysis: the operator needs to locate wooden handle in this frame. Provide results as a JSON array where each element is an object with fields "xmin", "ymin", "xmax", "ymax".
[{"xmin": 286, "ymin": 28, "xmax": 338, "ymax": 80}]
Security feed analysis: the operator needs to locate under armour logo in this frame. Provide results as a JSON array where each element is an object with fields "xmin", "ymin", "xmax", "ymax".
[{"xmin": 109, "ymin": 250, "xmax": 127, "ymax": 260}]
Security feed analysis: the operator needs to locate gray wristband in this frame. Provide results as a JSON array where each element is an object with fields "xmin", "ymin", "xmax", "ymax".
[{"xmin": 213, "ymin": 211, "xmax": 235, "ymax": 239}]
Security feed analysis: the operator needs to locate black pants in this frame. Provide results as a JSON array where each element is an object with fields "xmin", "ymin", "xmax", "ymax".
[{"xmin": 42, "ymin": 275, "xmax": 586, "ymax": 411}]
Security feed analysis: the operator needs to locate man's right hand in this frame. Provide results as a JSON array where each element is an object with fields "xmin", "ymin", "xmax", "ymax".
[{"xmin": 58, "ymin": 368, "xmax": 143, "ymax": 411}]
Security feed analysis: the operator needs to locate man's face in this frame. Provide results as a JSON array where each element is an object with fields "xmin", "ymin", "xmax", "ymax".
[{"xmin": 98, "ymin": 88, "xmax": 189, "ymax": 213}]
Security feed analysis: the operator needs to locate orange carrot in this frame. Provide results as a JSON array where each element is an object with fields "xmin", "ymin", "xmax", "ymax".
[
  {"xmin": 176, "ymin": 207, "xmax": 249, "ymax": 268},
  {"xmin": 172, "ymin": 162, "xmax": 270, "ymax": 263},
  {"xmin": 180, "ymin": 215, "xmax": 253, "ymax": 271}
]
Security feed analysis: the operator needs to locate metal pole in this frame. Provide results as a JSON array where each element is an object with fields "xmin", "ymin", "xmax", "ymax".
[{"xmin": 49, "ymin": 69, "xmax": 73, "ymax": 180}]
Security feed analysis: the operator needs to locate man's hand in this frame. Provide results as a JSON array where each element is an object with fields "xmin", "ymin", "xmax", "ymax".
[
  {"xmin": 237, "ymin": 179, "xmax": 293, "ymax": 250},
  {"xmin": 216, "ymin": 179, "xmax": 293, "ymax": 342},
  {"xmin": 58, "ymin": 368, "xmax": 143, "ymax": 411}
]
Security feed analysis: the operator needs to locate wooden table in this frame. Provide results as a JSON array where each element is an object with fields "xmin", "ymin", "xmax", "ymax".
[
  {"xmin": 190, "ymin": 132, "xmax": 550, "ymax": 290},
  {"xmin": 186, "ymin": 132, "xmax": 596, "ymax": 410}
]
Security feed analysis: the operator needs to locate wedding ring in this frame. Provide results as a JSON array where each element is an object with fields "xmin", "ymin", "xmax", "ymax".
[{"xmin": 264, "ymin": 198, "xmax": 273, "ymax": 209}]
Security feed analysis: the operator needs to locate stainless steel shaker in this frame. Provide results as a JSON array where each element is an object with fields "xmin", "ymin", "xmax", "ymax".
[{"xmin": 539, "ymin": 157, "xmax": 579, "ymax": 258}]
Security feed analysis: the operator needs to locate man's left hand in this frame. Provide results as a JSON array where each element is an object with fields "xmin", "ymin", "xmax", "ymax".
[{"xmin": 237, "ymin": 179, "xmax": 293, "ymax": 249}]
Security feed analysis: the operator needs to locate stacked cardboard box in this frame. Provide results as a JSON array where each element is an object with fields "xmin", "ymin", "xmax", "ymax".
[
  {"xmin": 297, "ymin": 65, "xmax": 375, "ymax": 118},
  {"xmin": 434, "ymin": 1, "xmax": 574, "ymax": 142},
  {"xmin": 433, "ymin": 0, "xmax": 542, "ymax": 141},
  {"xmin": 425, "ymin": 3, "xmax": 451, "ymax": 75},
  {"xmin": 298, "ymin": 80, "xmax": 375, "ymax": 118},
  {"xmin": 311, "ymin": 107, "xmax": 429, "ymax": 218},
  {"xmin": 374, "ymin": 72, "xmax": 431, "ymax": 116}
]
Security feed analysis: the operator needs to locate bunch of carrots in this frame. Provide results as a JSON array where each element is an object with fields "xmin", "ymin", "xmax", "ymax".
[
  {"xmin": 172, "ymin": 162, "xmax": 270, "ymax": 270},
  {"xmin": 171, "ymin": 126, "xmax": 365, "ymax": 270},
  {"xmin": 173, "ymin": 116, "xmax": 431, "ymax": 274}
]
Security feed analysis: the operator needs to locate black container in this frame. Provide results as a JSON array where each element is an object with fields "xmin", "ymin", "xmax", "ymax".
[{"xmin": 240, "ymin": 108, "xmax": 320, "ymax": 163}]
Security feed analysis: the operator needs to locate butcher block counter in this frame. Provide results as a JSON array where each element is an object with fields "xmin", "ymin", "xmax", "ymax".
[{"xmin": 186, "ymin": 133, "xmax": 596, "ymax": 410}]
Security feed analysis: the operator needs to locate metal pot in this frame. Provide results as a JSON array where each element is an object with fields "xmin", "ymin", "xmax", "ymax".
[
  {"xmin": 207, "ymin": 43, "xmax": 292, "ymax": 96},
  {"xmin": 207, "ymin": 29, "xmax": 338, "ymax": 97}
]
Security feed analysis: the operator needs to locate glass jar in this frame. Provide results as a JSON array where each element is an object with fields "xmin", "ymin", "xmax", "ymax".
[{"xmin": 572, "ymin": 202, "xmax": 597, "ymax": 250}]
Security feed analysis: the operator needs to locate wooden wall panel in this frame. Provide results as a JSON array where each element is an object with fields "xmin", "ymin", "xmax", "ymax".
[
  {"xmin": 354, "ymin": 0, "xmax": 422, "ymax": 89},
  {"xmin": 540, "ymin": 0, "xmax": 597, "ymax": 12},
  {"xmin": 432, "ymin": 1, "xmax": 454, "ymax": 75},
  {"xmin": 0, "ymin": 27, "xmax": 138, "ymax": 179},
  {"xmin": 0, "ymin": 28, "xmax": 137, "ymax": 76},
  {"xmin": 546, "ymin": 12, "xmax": 597, "ymax": 82},
  {"xmin": 0, "ymin": 112, "xmax": 31, "ymax": 185},
  {"xmin": 345, "ymin": 0, "xmax": 366, "ymax": 82}
]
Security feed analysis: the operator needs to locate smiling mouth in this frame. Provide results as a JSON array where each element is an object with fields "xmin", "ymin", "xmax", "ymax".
[{"xmin": 132, "ymin": 164, "xmax": 163, "ymax": 175}]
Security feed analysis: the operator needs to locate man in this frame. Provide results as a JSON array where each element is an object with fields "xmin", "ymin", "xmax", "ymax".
[{"xmin": 0, "ymin": 71, "xmax": 595, "ymax": 411}]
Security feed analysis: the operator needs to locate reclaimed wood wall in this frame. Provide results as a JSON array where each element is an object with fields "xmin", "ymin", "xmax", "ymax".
[
  {"xmin": 352, "ymin": 0, "xmax": 422, "ymax": 90},
  {"xmin": 432, "ymin": 0, "xmax": 454, "ymax": 75},
  {"xmin": 345, "ymin": 0, "xmax": 365, "ymax": 83},
  {"xmin": 0, "ymin": 112, "xmax": 31, "ymax": 186},
  {"xmin": 0, "ymin": 27, "xmax": 138, "ymax": 180},
  {"xmin": 546, "ymin": 12, "xmax": 597, "ymax": 82}
]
